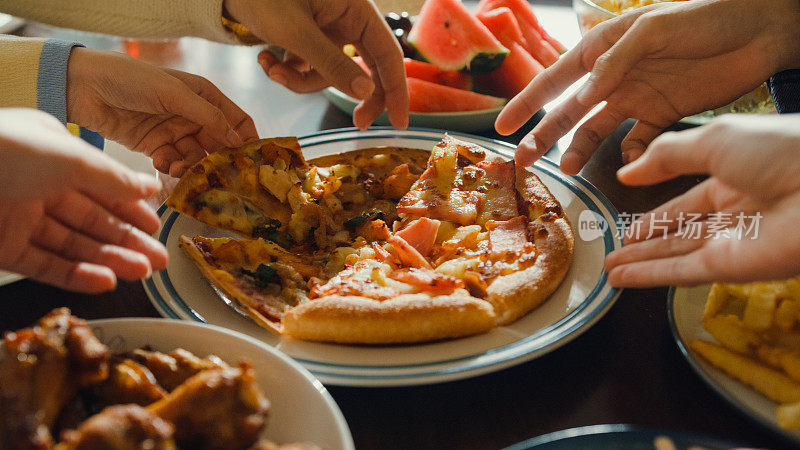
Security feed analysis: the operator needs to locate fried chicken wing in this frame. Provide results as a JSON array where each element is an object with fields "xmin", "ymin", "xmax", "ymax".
[
  {"xmin": 147, "ymin": 361, "xmax": 269, "ymax": 449},
  {"xmin": 127, "ymin": 348, "xmax": 228, "ymax": 391},
  {"xmin": 0, "ymin": 308, "xmax": 109, "ymax": 449},
  {"xmin": 91, "ymin": 358, "xmax": 167, "ymax": 408},
  {"xmin": 56, "ymin": 404, "xmax": 175, "ymax": 450}
]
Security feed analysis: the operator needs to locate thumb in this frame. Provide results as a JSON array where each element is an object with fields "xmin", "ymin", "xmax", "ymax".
[
  {"xmin": 160, "ymin": 77, "xmax": 243, "ymax": 148},
  {"xmin": 287, "ymin": 21, "xmax": 375, "ymax": 100}
]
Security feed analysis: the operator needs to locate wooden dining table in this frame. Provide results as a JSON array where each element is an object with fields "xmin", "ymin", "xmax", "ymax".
[{"xmin": 2, "ymin": 1, "xmax": 791, "ymax": 448}]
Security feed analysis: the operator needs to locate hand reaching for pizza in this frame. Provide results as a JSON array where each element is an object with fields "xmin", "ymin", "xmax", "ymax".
[
  {"xmin": 66, "ymin": 48, "xmax": 259, "ymax": 178},
  {"xmin": 223, "ymin": 0, "xmax": 409, "ymax": 130},
  {"xmin": 0, "ymin": 108, "xmax": 168, "ymax": 293},
  {"xmin": 604, "ymin": 114, "xmax": 800, "ymax": 288},
  {"xmin": 495, "ymin": 0, "xmax": 800, "ymax": 173}
]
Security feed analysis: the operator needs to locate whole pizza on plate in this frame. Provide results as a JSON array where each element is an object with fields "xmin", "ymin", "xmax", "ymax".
[{"xmin": 167, "ymin": 135, "xmax": 573, "ymax": 344}]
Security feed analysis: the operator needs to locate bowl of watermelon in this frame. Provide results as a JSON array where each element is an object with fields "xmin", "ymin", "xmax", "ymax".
[{"xmin": 323, "ymin": 0, "xmax": 565, "ymax": 132}]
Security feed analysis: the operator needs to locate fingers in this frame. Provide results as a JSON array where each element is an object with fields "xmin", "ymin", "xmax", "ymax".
[
  {"xmin": 69, "ymin": 151, "xmax": 162, "ymax": 207},
  {"xmin": 576, "ymin": 10, "xmax": 665, "ymax": 106},
  {"xmin": 606, "ymin": 252, "xmax": 714, "ymax": 288},
  {"xmin": 288, "ymin": 18, "xmax": 375, "ymax": 101},
  {"xmin": 106, "ymin": 198, "xmax": 162, "ymax": 235},
  {"xmin": 495, "ymin": 4, "xmax": 661, "ymax": 136},
  {"xmin": 169, "ymin": 135, "xmax": 207, "ymax": 178},
  {"xmin": 351, "ymin": 48, "xmax": 388, "ymax": 130},
  {"xmin": 495, "ymin": 47, "xmax": 588, "ymax": 135},
  {"xmin": 605, "ymin": 230, "xmax": 706, "ymax": 272},
  {"xmin": 514, "ymin": 94, "xmax": 592, "ymax": 166},
  {"xmin": 13, "ymin": 247, "xmax": 116, "ymax": 294},
  {"xmin": 620, "ymin": 120, "xmax": 662, "ymax": 164},
  {"xmin": 150, "ymin": 143, "xmax": 183, "ymax": 175},
  {"xmin": 167, "ymin": 70, "xmax": 259, "ymax": 143},
  {"xmin": 606, "ymin": 236, "xmax": 783, "ymax": 287},
  {"xmin": 47, "ymin": 191, "xmax": 167, "ymax": 271},
  {"xmin": 354, "ymin": 8, "xmax": 409, "ymax": 129},
  {"xmin": 560, "ymin": 103, "xmax": 627, "ymax": 174},
  {"xmin": 32, "ymin": 215, "xmax": 152, "ymax": 281},
  {"xmin": 622, "ymin": 180, "xmax": 715, "ymax": 244},
  {"xmin": 616, "ymin": 126, "xmax": 717, "ymax": 185},
  {"xmin": 159, "ymin": 76, "xmax": 243, "ymax": 148},
  {"xmin": 257, "ymin": 50, "xmax": 332, "ymax": 93},
  {"xmin": 623, "ymin": 178, "xmax": 752, "ymax": 246}
]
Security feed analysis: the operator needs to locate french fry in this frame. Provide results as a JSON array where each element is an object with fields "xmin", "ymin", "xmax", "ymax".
[
  {"xmin": 703, "ymin": 315, "xmax": 761, "ymax": 355},
  {"xmin": 757, "ymin": 344, "xmax": 784, "ymax": 369},
  {"xmin": 785, "ymin": 277, "xmax": 800, "ymax": 303},
  {"xmin": 702, "ymin": 284, "xmax": 730, "ymax": 321},
  {"xmin": 777, "ymin": 402, "xmax": 800, "ymax": 430},
  {"xmin": 776, "ymin": 299, "xmax": 800, "ymax": 331},
  {"xmin": 763, "ymin": 329, "xmax": 800, "ymax": 352},
  {"xmin": 721, "ymin": 282, "xmax": 756, "ymax": 300},
  {"xmin": 690, "ymin": 340, "xmax": 800, "ymax": 404},
  {"xmin": 756, "ymin": 345, "xmax": 800, "ymax": 383},
  {"xmin": 743, "ymin": 289, "xmax": 778, "ymax": 330}
]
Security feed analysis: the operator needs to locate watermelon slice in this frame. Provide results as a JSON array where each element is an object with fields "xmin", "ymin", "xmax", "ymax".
[
  {"xmin": 404, "ymin": 59, "xmax": 473, "ymax": 91},
  {"xmin": 352, "ymin": 56, "xmax": 473, "ymax": 91},
  {"xmin": 407, "ymin": 77, "xmax": 505, "ymax": 112},
  {"xmin": 476, "ymin": 0, "xmax": 567, "ymax": 54},
  {"xmin": 476, "ymin": 7, "xmax": 526, "ymax": 50},
  {"xmin": 518, "ymin": 22, "xmax": 560, "ymax": 68},
  {"xmin": 407, "ymin": 0, "xmax": 508, "ymax": 73},
  {"xmin": 486, "ymin": 41, "xmax": 544, "ymax": 98}
]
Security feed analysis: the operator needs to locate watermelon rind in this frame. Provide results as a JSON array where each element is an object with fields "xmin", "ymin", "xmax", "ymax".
[{"xmin": 411, "ymin": 46, "xmax": 508, "ymax": 74}]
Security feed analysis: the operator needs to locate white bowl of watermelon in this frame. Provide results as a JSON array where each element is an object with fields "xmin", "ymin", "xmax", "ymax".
[{"xmin": 324, "ymin": 0, "xmax": 566, "ymax": 133}]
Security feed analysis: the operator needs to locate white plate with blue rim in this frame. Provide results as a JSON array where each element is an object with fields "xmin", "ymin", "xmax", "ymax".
[
  {"xmin": 143, "ymin": 127, "xmax": 622, "ymax": 387},
  {"xmin": 504, "ymin": 424, "xmax": 744, "ymax": 449},
  {"xmin": 669, "ymin": 286, "xmax": 800, "ymax": 444}
]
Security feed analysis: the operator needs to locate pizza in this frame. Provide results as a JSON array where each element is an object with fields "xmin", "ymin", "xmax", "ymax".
[{"xmin": 167, "ymin": 136, "xmax": 573, "ymax": 344}]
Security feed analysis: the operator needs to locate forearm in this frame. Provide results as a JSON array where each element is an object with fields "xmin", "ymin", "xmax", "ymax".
[
  {"xmin": 0, "ymin": 36, "xmax": 81, "ymax": 123},
  {"xmin": 0, "ymin": 0, "xmax": 249, "ymax": 44}
]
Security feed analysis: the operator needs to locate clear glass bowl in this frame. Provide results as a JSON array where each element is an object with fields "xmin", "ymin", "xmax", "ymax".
[
  {"xmin": 573, "ymin": 0, "xmax": 616, "ymax": 35},
  {"xmin": 571, "ymin": 0, "xmax": 776, "ymax": 122}
]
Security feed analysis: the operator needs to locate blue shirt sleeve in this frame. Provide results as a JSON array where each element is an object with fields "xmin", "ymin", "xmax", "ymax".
[
  {"xmin": 767, "ymin": 69, "xmax": 800, "ymax": 114},
  {"xmin": 36, "ymin": 38, "xmax": 83, "ymax": 124},
  {"xmin": 36, "ymin": 38, "xmax": 104, "ymax": 150}
]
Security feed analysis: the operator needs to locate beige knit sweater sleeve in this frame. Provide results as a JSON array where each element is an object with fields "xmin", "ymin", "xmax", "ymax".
[
  {"xmin": 0, "ymin": 0, "xmax": 244, "ymax": 44},
  {"xmin": 0, "ymin": 36, "xmax": 44, "ymax": 109}
]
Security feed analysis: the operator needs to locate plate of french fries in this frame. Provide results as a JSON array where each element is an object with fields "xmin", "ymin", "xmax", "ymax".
[{"xmin": 670, "ymin": 277, "xmax": 800, "ymax": 442}]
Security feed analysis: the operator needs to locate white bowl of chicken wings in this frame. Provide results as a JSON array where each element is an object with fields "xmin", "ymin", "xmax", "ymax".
[{"xmin": 0, "ymin": 308, "xmax": 354, "ymax": 450}]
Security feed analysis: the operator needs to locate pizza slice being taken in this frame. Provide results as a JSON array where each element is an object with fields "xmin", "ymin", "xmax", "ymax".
[{"xmin": 168, "ymin": 138, "xmax": 305, "ymax": 245}]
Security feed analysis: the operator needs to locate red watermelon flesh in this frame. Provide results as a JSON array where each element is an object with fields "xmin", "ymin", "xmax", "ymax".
[
  {"xmin": 518, "ymin": 23, "xmax": 560, "ymax": 67},
  {"xmin": 404, "ymin": 59, "xmax": 473, "ymax": 91},
  {"xmin": 352, "ymin": 56, "xmax": 473, "ymax": 91},
  {"xmin": 407, "ymin": 0, "xmax": 508, "ymax": 73},
  {"xmin": 476, "ymin": 7, "xmax": 526, "ymax": 50},
  {"xmin": 487, "ymin": 41, "xmax": 544, "ymax": 98},
  {"xmin": 476, "ymin": 0, "xmax": 567, "ymax": 54},
  {"xmin": 407, "ymin": 77, "xmax": 505, "ymax": 112}
]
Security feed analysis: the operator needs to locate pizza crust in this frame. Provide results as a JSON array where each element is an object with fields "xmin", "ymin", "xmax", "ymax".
[
  {"xmin": 283, "ymin": 294, "xmax": 496, "ymax": 344},
  {"xmin": 484, "ymin": 166, "xmax": 575, "ymax": 325},
  {"xmin": 487, "ymin": 217, "xmax": 574, "ymax": 325}
]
